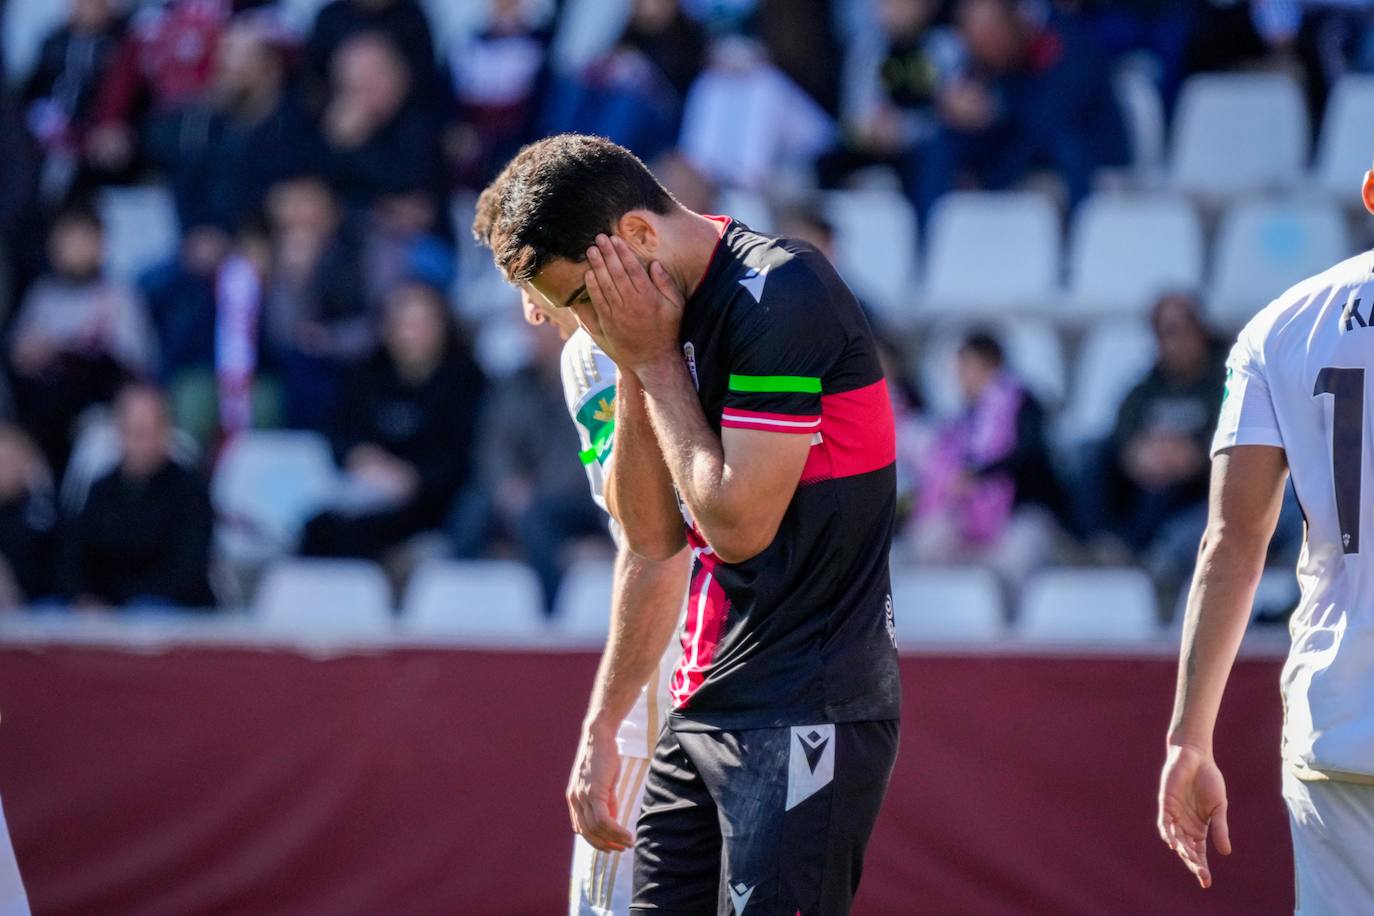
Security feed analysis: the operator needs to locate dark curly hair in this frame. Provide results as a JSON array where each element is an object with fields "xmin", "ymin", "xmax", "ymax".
[{"xmin": 472, "ymin": 134, "xmax": 679, "ymax": 284}]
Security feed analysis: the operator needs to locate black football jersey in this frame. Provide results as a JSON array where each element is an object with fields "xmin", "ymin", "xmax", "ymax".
[{"xmin": 667, "ymin": 217, "xmax": 902, "ymax": 731}]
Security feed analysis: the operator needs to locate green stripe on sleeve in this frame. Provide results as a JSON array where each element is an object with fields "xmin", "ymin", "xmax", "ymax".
[
  {"xmin": 727, "ymin": 374, "xmax": 821, "ymax": 394},
  {"xmin": 578, "ymin": 446, "xmax": 598, "ymax": 465}
]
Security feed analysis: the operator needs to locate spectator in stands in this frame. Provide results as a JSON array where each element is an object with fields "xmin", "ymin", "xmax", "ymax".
[
  {"xmin": 140, "ymin": 226, "xmax": 229, "ymax": 440},
  {"xmin": 301, "ymin": 281, "xmax": 484, "ymax": 560},
  {"xmin": 677, "ymin": 34, "xmax": 835, "ymax": 191},
  {"xmin": 320, "ymin": 32, "xmax": 444, "ymax": 209},
  {"xmin": 360, "ymin": 191, "xmax": 455, "ymax": 310},
  {"xmin": 58, "ymin": 384, "xmax": 214, "ymax": 610},
  {"xmin": 903, "ymin": 331, "xmax": 1057, "ymax": 585},
  {"xmin": 260, "ymin": 175, "xmax": 371, "ymax": 430},
  {"xmin": 157, "ymin": 15, "xmax": 318, "ymax": 233},
  {"xmin": 21, "ymin": 0, "xmax": 126, "ymax": 205},
  {"xmin": 817, "ymin": 0, "xmax": 959, "ymax": 195},
  {"xmin": 84, "ymin": 0, "xmax": 272, "ymax": 177},
  {"xmin": 540, "ymin": 0, "xmax": 705, "ymax": 164},
  {"xmin": 8, "ymin": 205, "xmax": 157, "ymax": 473},
  {"xmin": 0, "ymin": 424, "xmax": 57, "ymax": 609},
  {"xmin": 0, "ymin": 81, "xmax": 37, "ymax": 324},
  {"xmin": 916, "ymin": 0, "xmax": 1128, "ymax": 218},
  {"xmin": 306, "ymin": 0, "xmax": 438, "ymax": 106},
  {"xmin": 449, "ymin": 321, "xmax": 608, "ymax": 611},
  {"xmin": 1098, "ymin": 293, "xmax": 1226, "ymax": 555},
  {"xmin": 446, "ymin": 0, "xmax": 551, "ymax": 189}
]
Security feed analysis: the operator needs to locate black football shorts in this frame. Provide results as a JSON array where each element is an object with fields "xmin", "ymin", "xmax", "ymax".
[{"xmin": 630, "ymin": 719, "xmax": 899, "ymax": 915}]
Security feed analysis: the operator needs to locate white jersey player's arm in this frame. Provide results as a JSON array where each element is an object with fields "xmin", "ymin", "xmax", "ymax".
[
  {"xmin": 1158, "ymin": 445, "xmax": 1287, "ymax": 888},
  {"xmin": 560, "ymin": 331, "xmax": 689, "ymax": 853},
  {"xmin": 1160, "ymin": 313, "xmax": 1292, "ymax": 889},
  {"xmin": 1158, "ymin": 311, "xmax": 1294, "ymax": 889}
]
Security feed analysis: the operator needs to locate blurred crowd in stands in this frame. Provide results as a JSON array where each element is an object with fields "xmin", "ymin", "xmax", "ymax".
[{"xmin": 0, "ymin": 0, "xmax": 1365, "ymax": 617}]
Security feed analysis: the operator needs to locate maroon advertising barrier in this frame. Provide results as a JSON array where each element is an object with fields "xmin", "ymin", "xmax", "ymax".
[{"xmin": 0, "ymin": 646, "xmax": 1288, "ymax": 915}]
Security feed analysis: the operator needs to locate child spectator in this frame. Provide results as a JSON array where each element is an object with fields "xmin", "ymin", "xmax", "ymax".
[
  {"xmin": 301, "ymin": 281, "xmax": 484, "ymax": 560},
  {"xmin": 8, "ymin": 205, "xmax": 157, "ymax": 472},
  {"xmin": 904, "ymin": 331, "xmax": 1057, "ymax": 585},
  {"xmin": 58, "ymin": 384, "xmax": 214, "ymax": 610},
  {"xmin": 0, "ymin": 424, "xmax": 57, "ymax": 609}
]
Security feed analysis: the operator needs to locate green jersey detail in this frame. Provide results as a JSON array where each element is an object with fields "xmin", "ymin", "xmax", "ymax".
[
  {"xmin": 575, "ymin": 385, "xmax": 617, "ymax": 466},
  {"xmin": 727, "ymin": 374, "xmax": 822, "ymax": 394}
]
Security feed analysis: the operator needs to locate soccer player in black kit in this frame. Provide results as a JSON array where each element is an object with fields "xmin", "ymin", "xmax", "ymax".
[{"xmin": 474, "ymin": 135, "xmax": 900, "ymax": 915}]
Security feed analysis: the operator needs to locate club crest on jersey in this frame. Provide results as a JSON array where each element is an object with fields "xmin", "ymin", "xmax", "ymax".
[{"xmin": 683, "ymin": 341, "xmax": 699, "ymax": 389}]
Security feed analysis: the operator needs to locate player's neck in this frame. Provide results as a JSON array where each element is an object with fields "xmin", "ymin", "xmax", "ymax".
[{"xmin": 664, "ymin": 210, "xmax": 729, "ymax": 302}]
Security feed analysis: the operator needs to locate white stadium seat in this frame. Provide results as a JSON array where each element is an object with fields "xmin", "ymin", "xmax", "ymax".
[
  {"xmin": 1313, "ymin": 75, "xmax": 1374, "ymax": 198},
  {"xmin": 1170, "ymin": 73, "xmax": 1309, "ymax": 198},
  {"xmin": 1114, "ymin": 65, "xmax": 1166, "ymax": 181},
  {"xmin": 822, "ymin": 188, "xmax": 918, "ymax": 321},
  {"xmin": 212, "ymin": 431, "xmax": 340, "ymax": 562},
  {"xmin": 920, "ymin": 320, "xmax": 1067, "ymax": 417},
  {"xmin": 1017, "ymin": 568, "xmax": 1160, "ymax": 643},
  {"xmin": 1057, "ymin": 320, "xmax": 1157, "ymax": 446},
  {"xmin": 400, "ymin": 560, "xmax": 546, "ymax": 641},
  {"xmin": 1208, "ymin": 199, "xmax": 1351, "ymax": 326},
  {"xmin": 921, "ymin": 191, "xmax": 1060, "ymax": 314},
  {"xmin": 254, "ymin": 559, "xmax": 393, "ymax": 634},
  {"xmin": 889, "ymin": 567, "xmax": 1005, "ymax": 642},
  {"xmin": 552, "ymin": 559, "xmax": 616, "ymax": 644},
  {"xmin": 98, "ymin": 185, "xmax": 180, "ymax": 282},
  {"xmin": 1067, "ymin": 194, "xmax": 1204, "ymax": 316}
]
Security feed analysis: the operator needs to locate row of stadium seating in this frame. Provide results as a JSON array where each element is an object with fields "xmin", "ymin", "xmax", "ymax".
[
  {"xmin": 249, "ymin": 555, "xmax": 1174, "ymax": 645},
  {"xmin": 97, "ymin": 176, "xmax": 1360, "ymax": 329},
  {"xmin": 94, "ymin": 181, "xmax": 1363, "ymax": 341}
]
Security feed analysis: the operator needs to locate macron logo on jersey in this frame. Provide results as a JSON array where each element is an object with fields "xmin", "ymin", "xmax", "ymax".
[{"xmin": 739, "ymin": 265, "xmax": 769, "ymax": 302}]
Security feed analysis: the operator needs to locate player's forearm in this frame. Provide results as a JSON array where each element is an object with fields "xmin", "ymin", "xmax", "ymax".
[
  {"xmin": 605, "ymin": 371, "xmax": 687, "ymax": 560},
  {"xmin": 634, "ymin": 358, "xmax": 760, "ymax": 561},
  {"xmin": 583, "ymin": 544, "xmax": 691, "ymax": 737},
  {"xmin": 1167, "ymin": 528, "xmax": 1269, "ymax": 753}
]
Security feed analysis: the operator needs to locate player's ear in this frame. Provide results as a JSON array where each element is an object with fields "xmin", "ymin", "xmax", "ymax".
[
  {"xmin": 1362, "ymin": 170, "xmax": 1374, "ymax": 217},
  {"xmin": 615, "ymin": 211, "xmax": 659, "ymax": 259}
]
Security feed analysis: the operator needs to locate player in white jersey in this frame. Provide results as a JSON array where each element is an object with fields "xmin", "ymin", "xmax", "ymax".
[
  {"xmin": 0, "ymin": 793, "xmax": 27, "ymax": 916},
  {"xmin": 517, "ymin": 290, "xmax": 690, "ymax": 915},
  {"xmin": 1158, "ymin": 170, "xmax": 1374, "ymax": 911}
]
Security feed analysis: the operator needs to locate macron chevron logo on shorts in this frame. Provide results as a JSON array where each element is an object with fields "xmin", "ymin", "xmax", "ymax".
[
  {"xmin": 729, "ymin": 881, "xmax": 756, "ymax": 914},
  {"xmin": 786, "ymin": 724, "xmax": 835, "ymax": 810}
]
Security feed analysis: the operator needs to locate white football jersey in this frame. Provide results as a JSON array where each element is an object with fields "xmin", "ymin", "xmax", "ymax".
[
  {"xmin": 1214, "ymin": 250, "xmax": 1374, "ymax": 783},
  {"xmin": 560, "ymin": 329, "xmax": 683, "ymax": 758}
]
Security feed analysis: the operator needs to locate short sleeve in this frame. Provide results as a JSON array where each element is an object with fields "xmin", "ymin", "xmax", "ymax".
[
  {"xmin": 720, "ymin": 260, "xmax": 843, "ymax": 435},
  {"xmin": 1211, "ymin": 323, "xmax": 1283, "ymax": 457},
  {"xmin": 560, "ymin": 333, "xmax": 618, "ymax": 512}
]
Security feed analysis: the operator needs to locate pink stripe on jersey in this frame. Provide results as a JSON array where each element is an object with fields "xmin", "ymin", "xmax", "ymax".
[
  {"xmin": 721, "ymin": 409, "xmax": 822, "ymax": 432},
  {"xmin": 669, "ymin": 527, "xmax": 731, "ymax": 709}
]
